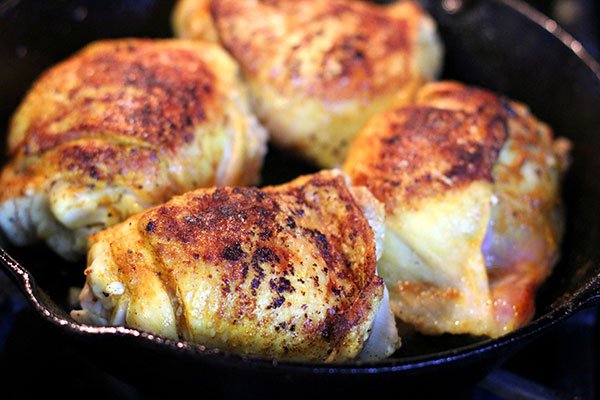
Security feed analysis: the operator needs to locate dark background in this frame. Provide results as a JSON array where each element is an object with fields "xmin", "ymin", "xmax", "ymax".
[{"xmin": 0, "ymin": 1, "xmax": 598, "ymax": 399}]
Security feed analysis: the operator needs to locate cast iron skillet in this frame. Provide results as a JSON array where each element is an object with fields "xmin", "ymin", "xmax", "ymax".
[{"xmin": 1, "ymin": 0, "xmax": 599, "ymax": 397}]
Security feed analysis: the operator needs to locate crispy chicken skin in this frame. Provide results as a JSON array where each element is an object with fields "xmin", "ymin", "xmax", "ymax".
[
  {"xmin": 0, "ymin": 39, "xmax": 267, "ymax": 260},
  {"xmin": 344, "ymin": 81, "xmax": 570, "ymax": 337},
  {"xmin": 172, "ymin": 0, "xmax": 443, "ymax": 167},
  {"xmin": 71, "ymin": 170, "xmax": 400, "ymax": 362}
]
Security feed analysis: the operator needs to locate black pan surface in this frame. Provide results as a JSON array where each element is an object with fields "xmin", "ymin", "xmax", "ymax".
[{"xmin": 1, "ymin": 0, "xmax": 599, "ymax": 398}]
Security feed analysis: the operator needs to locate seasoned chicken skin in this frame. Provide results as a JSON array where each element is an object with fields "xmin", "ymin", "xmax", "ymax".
[
  {"xmin": 0, "ymin": 39, "xmax": 267, "ymax": 260},
  {"xmin": 172, "ymin": 0, "xmax": 443, "ymax": 167},
  {"xmin": 344, "ymin": 81, "xmax": 570, "ymax": 337},
  {"xmin": 71, "ymin": 170, "xmax": 400, "ymax": 362}
]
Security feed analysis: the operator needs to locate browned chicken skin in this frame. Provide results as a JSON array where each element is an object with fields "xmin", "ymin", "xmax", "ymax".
[
  {"xmin": 344, "ymin": 81, "xmax": 570, "ymax": 337},
  {"xmin": 173, "ymin": 0, "xmax": 443, "ymax": 167},
  {"xmin": 0, "ymin": 39, "xmax": 267, "ymax": 259},
  {"xmin": 72, "ymin": 170, "xmax": 400, "ymax": 361}
]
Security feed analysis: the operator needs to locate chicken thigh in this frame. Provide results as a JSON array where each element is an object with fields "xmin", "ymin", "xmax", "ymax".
[
  {"xmin": 0, "ymin": 39, "xmax": 267, "ymax": 260},
  {"xmin": 344, "ymin": 81, "xmax": 570, "ymax": 337},
  {"xmin": 172, "ymin": 0, "xmax": 443, "ymax": 167},
  {"xmin": 71, "ymin": 170, "xmax": 400, "ymax": 362}
]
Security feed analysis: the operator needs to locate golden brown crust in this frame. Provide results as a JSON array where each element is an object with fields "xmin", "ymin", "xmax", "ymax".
[
  {"xmin": 0, "ymin": 38, "xmax": 267, "ymax": 259},
  {"xmin": 0, "ymin": 138, "xmax": 171, "ymax": 205},
  {"xmin": 87, "ymin": 170, "xmax": 384, "ymax": 360},
  {"xmin": 345, "ymin": 80, "xmax": 569, "ymax": 337},
  {"xmin": 345, "ymin": 83, "xmax": 512, "ymax": 211},
  {"xmin": 136, "ymin": 172, "xmax": 379, "ymax": 314},
  {"xmin": 211, "ymin": 0, "xmax": 425, "ymax": 101},
  {"xmin": 9, "ymin": 39, "xmax": 217, "ymax": 157},
  {"xmin": 169, "ymin": 0, "xmax": 443, "ymax": 168}
]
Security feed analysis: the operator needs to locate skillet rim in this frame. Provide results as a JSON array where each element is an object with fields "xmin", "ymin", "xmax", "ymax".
[{"xmin": 0, "ymin": 0, "xmax": 599, "ymax": 375}]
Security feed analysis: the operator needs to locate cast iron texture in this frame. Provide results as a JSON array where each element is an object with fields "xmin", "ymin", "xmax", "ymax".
[{"xmin": 0, "ymin": 0, "xmax": 599, "ymax": 398}]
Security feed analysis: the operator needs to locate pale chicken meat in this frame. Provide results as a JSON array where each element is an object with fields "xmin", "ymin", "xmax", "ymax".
[
  {"xmin": 344, "ymin": 81, "xmax": 570, "ymax": 337},
  {"xmin": 71, "ymin": 170, "xmax": 400, "ymax": 362},
  {"xmin": 0, "ymin": 39, "xmax": 267, "ymax": 260},
  {"xmin": 172, "ymin": 0, "xmax": 443, "ymax": 167}
]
